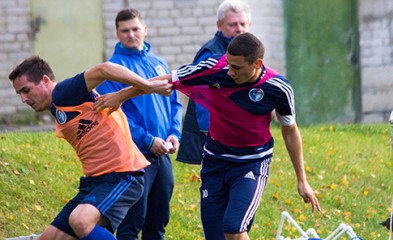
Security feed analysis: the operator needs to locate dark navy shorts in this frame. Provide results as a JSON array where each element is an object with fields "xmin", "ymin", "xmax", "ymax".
[
  {"xmin": 51, "ymin": 172, "xmax": 144, "ymax": 238},
  {"xmin": 200, "ymin": 157, "xmax": 271, "ymax": 240}
]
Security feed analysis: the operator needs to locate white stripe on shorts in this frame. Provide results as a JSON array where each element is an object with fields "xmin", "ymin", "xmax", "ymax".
[{"xmin": 239, "ymin": 159, "xmax": 270, "ymax": 232}]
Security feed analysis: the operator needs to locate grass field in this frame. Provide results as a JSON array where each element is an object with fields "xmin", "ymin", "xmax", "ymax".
[{"xmin": 0, "ymin": 123, "xmax": 392, "ymax": 239}]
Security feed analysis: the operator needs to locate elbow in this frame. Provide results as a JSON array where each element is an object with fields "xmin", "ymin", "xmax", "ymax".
[{"xmin": 96, "ymin": 62, "xmax": 112, "ymax": 77}]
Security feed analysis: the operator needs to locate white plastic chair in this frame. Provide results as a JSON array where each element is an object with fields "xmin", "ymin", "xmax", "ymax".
[{"xmin": 276, "ymin": 211, "xmax": 362, "ymax": 240}]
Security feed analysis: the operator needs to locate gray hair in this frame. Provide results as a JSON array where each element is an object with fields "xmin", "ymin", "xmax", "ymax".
[{"xmin": 217, "ymin": 0, "xmax": 251, "ymax": 22}]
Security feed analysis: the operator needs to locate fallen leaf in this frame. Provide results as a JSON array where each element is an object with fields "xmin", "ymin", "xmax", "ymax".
[
  {"xmin": 341, "ymin": 175, "xmax": 348, "ymax": 186},
  {"xmin": 273, "ymin": 192, "xmax": 279, "ymax": 200},
  {"xmin": 191, "ymin": 173, "xmax": 201, "ymax": 182}
]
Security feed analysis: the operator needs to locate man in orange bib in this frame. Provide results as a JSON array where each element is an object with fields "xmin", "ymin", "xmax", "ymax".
[{"xmin": 9, "ymin": 56, "xmax": 172, "ymax": 240}]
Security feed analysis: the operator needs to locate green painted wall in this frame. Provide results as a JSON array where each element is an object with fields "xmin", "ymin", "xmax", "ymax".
[
  {"xmin": 31, "ymin": 0, "xmax": 104, "ymax": 82},
  {"xmin": 283, "ymin": 0, "xmax": 361, "ymax": 125}
]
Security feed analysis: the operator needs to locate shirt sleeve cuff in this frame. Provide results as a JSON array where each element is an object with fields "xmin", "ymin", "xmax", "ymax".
[
  {"xmin": 275, "ymin": 112, "xmax": 296, "ymax": 126},
  {"xmin": 171, "ymin": 70, "xmax": 179, "ymax": 82}
]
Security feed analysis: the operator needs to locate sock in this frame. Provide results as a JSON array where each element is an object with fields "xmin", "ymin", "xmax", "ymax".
[{"xmin": 80, "ymin": 225, "xmax": 116, "ymax": 240}]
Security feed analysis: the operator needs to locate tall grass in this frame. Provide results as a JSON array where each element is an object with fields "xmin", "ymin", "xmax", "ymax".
[{"xmin": 0, "ymin": 123, "xmax": 392, "ymax": 239}]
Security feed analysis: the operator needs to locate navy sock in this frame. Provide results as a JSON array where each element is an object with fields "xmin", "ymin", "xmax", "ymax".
[{"xmin": 80, "ymin": 225, "xmax": 116, "ymax": 240}]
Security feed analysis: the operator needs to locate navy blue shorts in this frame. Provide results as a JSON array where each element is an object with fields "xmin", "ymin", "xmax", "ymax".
[
  {"xmin": 51, "ymin": 172, "xmax": 144, "ymax": 238},
  {"xmin": 200, "ymin": 157, "xmax": 271, "ymax": 239}
]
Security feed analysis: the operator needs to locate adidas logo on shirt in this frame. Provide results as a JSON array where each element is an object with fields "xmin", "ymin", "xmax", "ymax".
[
  {"xmin": 77, "ymin": 119, "xmax": 99, "ymax": 140},
  {"xmin": 244, "ymin": 171, "xmax": 256, "ymax": 180}
]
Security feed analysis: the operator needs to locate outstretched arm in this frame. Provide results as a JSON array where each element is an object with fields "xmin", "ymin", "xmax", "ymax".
[
  {"xmin": 84, "ymin": 61, "xmax": 171, "ymax": 94},
  {"xmin": 281, "ymin": 123, "xmax": 322, "ymax": 213}
]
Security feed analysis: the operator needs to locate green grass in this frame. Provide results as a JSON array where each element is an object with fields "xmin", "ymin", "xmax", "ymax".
[{"xmin": 0, "ymin": 123, "xmax": 392, "ymax": 239}]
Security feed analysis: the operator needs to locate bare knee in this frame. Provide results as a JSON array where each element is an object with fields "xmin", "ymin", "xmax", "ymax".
[
  {"xmin": 224, "ymin": 232, "xmax": 250, "ymax": 240},
  {"xmin": 69, "ymin": 214, "xmax": 90, "ymax": 237},
  {"xmin": 69, "ymin": 204, "xmax": 100, "ymax": 237}
]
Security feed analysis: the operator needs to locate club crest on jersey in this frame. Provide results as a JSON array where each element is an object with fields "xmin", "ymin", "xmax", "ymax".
[
  {"xmin": 56, "ymin": 109, "xmax": 67, "ymax": 124},
  {"xmin": 249, "ymin": 88, "xmax": 264, "ymax": 102},
  {"xmin": 155, "ymin": 65, "xmax": 167, "ymax": 76}
]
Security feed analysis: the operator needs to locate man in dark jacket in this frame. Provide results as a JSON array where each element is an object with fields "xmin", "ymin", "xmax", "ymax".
[{"xmin": 176, "ymin": 0, "xmax": 251, "ymax": 164}]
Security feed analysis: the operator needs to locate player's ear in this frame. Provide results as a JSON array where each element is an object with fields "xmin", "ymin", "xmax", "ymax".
[
  {"xmin": 42, "ymin": 75, "xmax": 52, "ymax": 85},
  {"xmin": 255, "ymin": 59, "xmax": 263, "ymax": 69},
  {"xmin": 217, "ymin": 20, "xmax": 223, "ymax": 31}
]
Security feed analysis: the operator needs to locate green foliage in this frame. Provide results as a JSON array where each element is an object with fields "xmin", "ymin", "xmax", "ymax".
[{"xmin": 0, "ymin": 124, "xmax": 392, "ymax": 239}]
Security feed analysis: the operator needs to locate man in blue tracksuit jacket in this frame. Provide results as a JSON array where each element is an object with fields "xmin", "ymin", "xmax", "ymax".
[
  {"xmin": 96, "ymin": 8, "xmax": 182, "ymax": 240},
  {"xmin": 176, "ymin": 0, "xmax": 251, "ymax": 165}
]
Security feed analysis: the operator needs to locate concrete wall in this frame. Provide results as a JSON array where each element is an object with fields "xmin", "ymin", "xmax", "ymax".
[
  {"xmin": 101, "ymin": 0, "xmax": 285, "ymax": 72},
  {"xmin": 0, "ymin": 0, "xmax": 32, "ymax": 123},
  {"xmin": 0, "ymin": 0, "xmax": 392, "ymax": 124},
  {"xmin": 358, "ymin": 0, "xmax": 393, "ymax": 122}
]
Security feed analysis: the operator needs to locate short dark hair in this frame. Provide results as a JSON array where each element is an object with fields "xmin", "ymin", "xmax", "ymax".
[
  {"xmin": 115, "ymin": 8, "xmax": 144, "ymax": 29},
  {"xmin": 9, "ymin": 56, "xmax": 55, "ymax": 83},
  {"xmin": 227, "ymin": 32, "xmax": 264, "ymax": 64}
]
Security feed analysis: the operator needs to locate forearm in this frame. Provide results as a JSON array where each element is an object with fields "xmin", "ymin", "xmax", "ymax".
[
  {"xmin": 118, "ymin": 73, "xmax": 173, "ymax": 101},
  {"xmin": 93, "ymin": 75, "xmax": 172, "ymax": 114},
  {"xmin": 148, "ymin": 73, "xmax": 173, "ymax": 82},
  {"xmin": 281, "ymin": 124, "xmax": 307, "ymax": 183},
  {"xmin": 117, "ymin": 86, "xmax": 144, "ymax": 102},
  {"xmin": 93, "ymin": 85, "xmax": 144, "ymax": 114}
]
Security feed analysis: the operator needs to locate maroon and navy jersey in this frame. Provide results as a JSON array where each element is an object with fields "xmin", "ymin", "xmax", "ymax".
[{"xmin": 173, "ymin": 54, "xmax": 296, "ymax": 162}]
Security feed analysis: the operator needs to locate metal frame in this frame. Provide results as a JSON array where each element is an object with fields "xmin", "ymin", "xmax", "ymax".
[{"xmin": 276, "ymin": 211, "xmax": 362, "ymax": 240}]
